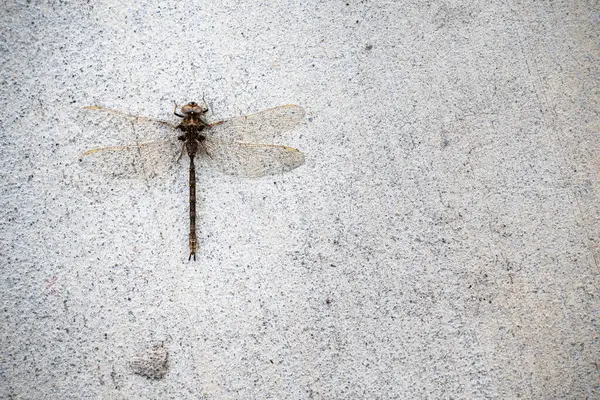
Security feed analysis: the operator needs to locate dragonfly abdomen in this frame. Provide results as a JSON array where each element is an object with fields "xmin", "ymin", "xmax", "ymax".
[{"xmin": 188, "ymin": 156, "xmax": 197, "ymax": 261}]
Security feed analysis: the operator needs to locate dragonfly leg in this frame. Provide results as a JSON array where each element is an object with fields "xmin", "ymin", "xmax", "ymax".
[
  {"xmin": 201, "ymin": 94, "xmax": 209, "ymax": 113},
  {"xmin": 173, "ymin": 101, "xmax": 184, "ymax": 118}
]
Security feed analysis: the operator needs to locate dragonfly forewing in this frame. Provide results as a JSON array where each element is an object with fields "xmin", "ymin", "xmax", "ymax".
[
  {"xmin": 78, "ymin": 105, "xmax": 178, "ymax": 143},
  {"xmin": 208, "ymin": 105, "xmax": 305, "ymax": 144}
]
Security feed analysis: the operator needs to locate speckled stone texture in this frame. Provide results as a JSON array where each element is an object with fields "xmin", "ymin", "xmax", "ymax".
[{"xmin": 1, "ymin": 1, "xmax": 599, "ymax": 398}]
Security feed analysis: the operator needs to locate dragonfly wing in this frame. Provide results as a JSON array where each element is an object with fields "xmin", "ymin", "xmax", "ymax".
[
  {"xmin": 78, "ymin": 105, "xmax": 178, "ymax": 143},
  {"xmin": 203, "ymin": 138, "xmax": 305, "ymax": 178},
  {"xmin": 208, "ymin": 105, "xmax": 305, "ymax": 143},
  {"xmin": 78, "ymin": 106, "xmax": 180, "ymax": 178},
  {"xmin": 79, "ymin": 140, "xmax": 180, "ymax": 178}
]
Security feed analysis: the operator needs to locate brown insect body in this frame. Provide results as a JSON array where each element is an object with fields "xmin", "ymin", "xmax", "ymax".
[
  {"xmin": 80, "ymin": 101, "xmax": 306, "ymax": 261},
  {"xmin": 175, "ymin": 102, "xmax": 209, "ymax": 261}
]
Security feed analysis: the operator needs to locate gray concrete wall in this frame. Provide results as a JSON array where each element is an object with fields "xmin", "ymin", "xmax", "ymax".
[{"xmin": 1, "ymin": 0, "xmax": 598, "ymax": 398}]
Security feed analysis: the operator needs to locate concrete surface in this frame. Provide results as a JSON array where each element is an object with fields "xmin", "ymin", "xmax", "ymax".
[{"xmin": 1, "ymin": 0, "xmax": 599, "ymax": 398}]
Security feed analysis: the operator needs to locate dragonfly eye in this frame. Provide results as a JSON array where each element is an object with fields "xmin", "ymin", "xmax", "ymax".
[{"xmin": 181, "ymin": 104, "xmax": 193, "ymax": 114}]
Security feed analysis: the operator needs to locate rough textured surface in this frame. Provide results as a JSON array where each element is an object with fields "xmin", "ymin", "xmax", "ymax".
[
  {"xmin": 1, "ymin": 0, "xmax": 599, "ymax": 398},
  {"xmin": 130, "ymin": 343, "xmax": 169, "ymax": 380}
]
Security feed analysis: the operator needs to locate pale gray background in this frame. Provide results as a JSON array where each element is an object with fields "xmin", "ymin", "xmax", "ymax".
[{"xmin": 1, "ymin": 0, "xmax": 599, "ymax": 398}]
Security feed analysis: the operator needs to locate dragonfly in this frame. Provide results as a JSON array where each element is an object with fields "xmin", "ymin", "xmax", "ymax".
[{"xmin": 79, "ymin": 101, "xmax": 306, "ymax": 261}]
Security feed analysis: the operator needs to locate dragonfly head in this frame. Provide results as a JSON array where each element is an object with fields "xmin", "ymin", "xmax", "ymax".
[{"xmin": 181, "ymin": 102, "xmax": 208, "ymax": 115}]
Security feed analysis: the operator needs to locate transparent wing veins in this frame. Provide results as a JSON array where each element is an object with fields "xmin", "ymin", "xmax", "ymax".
[
  {"xmin": 78, "ymin": 104, "xmax": 306, "ymax": 179},
  {"xmin": 207, "ymin": 104, "xmax": 305, "ymax": 143},
  {"xmin": 203, "ymin": 138, "xmax": 305, "ymax": 178}
]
